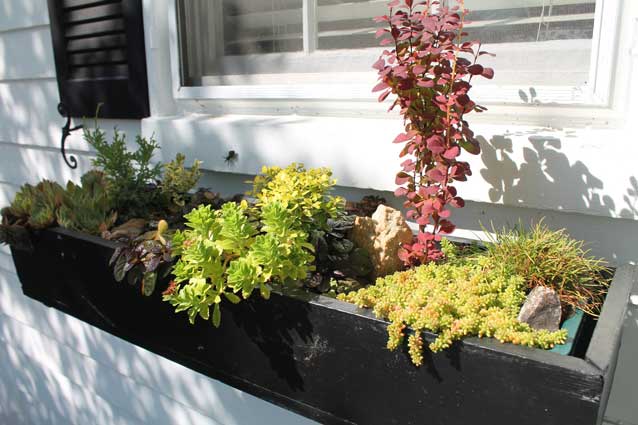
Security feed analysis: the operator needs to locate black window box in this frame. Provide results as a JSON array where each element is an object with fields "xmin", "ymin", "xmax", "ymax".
[{"xmin": 10, "ymin": 227, "xmax": 634, "ymax": 425}]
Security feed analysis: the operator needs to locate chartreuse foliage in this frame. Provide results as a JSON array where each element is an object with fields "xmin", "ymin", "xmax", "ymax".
[
  {"xmin": 250, "ymin": 163, "xmax": 344, "ymax": 232},
  {"xmin": 339, "ymin": 240, "xmax": 568, "ymax": 366},
  {"xmin": 165, "ymin": 201, "xmax": 313, "ymax": 326},
  {"xmin": 165, "ymin": 164, "xmax": 341, "ymax": 326},
  {"xmin": 161, "ymin": 153, "xmax": 202, "ymax": 209}
]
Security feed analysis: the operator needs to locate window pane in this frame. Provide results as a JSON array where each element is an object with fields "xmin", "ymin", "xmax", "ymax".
[
  {"xmin": 465, "ymin": 0, "xmax": 596, "ymax": 44},
  {"xmin": 178, "ymin": 0, "xmax": 303, "ymax": 84},
  {"xmin": 222, "ymin": 0, "xmax": 303, "ymax": 55},
  {"xmin": 177, "ymin": 0, "xmax": 599, "ymax": 95},
  {"xmin": 317, "ymin": 0, "xmax": 386, "ymax": 50}
]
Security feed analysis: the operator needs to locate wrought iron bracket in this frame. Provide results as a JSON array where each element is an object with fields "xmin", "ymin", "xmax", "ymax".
[{"xmin": 57, "ymin": 102, "xmax": 83, "ymax": 169}]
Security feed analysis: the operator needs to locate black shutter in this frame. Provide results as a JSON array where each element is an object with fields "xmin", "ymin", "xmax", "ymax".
[{"xmin": 48, "ymin": 0, "xmax": 150, "ymax": 119}]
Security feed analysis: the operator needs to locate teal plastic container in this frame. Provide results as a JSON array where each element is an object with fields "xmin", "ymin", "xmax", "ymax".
[{"xmin": 550, "ymin": 309, "xmax": 585, "ymax": 355}]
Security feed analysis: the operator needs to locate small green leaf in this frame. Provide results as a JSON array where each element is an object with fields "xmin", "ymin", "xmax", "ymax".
[
  {"xmin": 224, "ymin": 292, "xmax": 241, "ymax": 304},
  {"xmin": 113, "ymin": 254, "xmax": 127, "ymax": 282},
  {"xmin": 260, "ymin": 283, "xmax": 271, "ymax": 300},
  {"xmin": 200, "ymin": 305, "xmax": 209, "ymax": 320},
  {"xmin": 141, "ymin": 272, "xmax": 157, "ymax": 296},
  {"xmin": 212, "ymin": 303, "xmax": 221, "ymax": 327}
]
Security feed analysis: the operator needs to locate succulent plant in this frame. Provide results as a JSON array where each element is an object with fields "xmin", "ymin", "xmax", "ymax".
[
  {"xmin": 306, "ymin": 212, "xmax": 372, "ymax": 294},
  {"xmin": 339, "ymin": 244, "xmax": 568, "ymax": 366},
  {"xmin": 0, "ymin": 180, "xmax": 65, "ymax": 249},
  {"xmin": 1, "ymin": 180, "xmax": 65, "ymax": 229},
  {"xmin": 57, "ymin": 171, "xmax": 117, "ymax": 235}
]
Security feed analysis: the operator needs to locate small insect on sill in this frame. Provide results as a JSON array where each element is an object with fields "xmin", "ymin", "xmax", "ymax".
[{"xmin": 224, "ymin": 150, "xmax": 238, "ymax": 166}]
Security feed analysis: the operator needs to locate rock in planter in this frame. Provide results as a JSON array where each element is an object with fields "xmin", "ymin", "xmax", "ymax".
[
  {"xmin": 350, "ymin": 205, "xmax": 413, "ymax": 279},
  {"xmin": 518, "ymin": 286, "xmax": 562, "ymax": 331},
  {"xmin": 102, "ymin": 218, "xmax": 146, "ymax": 240}
]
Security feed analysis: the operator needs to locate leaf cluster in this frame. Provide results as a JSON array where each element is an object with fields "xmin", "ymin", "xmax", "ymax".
[
  {"xmin": 2, "ymin": 180, "xmax": 65, "ymax": 230},
  {"xmin": 339, "ymin": 246, "xmax": 567, "ymax": 366},
  {"xmin": 0, "ymin": 180, "xmax": 65, "ymax": 249},
  {"xmin": 57, "ymin": 171, "xmax": 117, "ymax": 234},
  {"xmin": 165, "ymin": 164, "xmax": 345, "ymax": 327},
  {"xmin": 307, "ymin": 213, "xmax": 372, "ymax": 293},
  {"xmin": 160, "ymin": 153, "xmax": 202, "ymax": 209},
  {"xmin": 346, "ymin": 195, "xmax": 387, "ymax": 217},
  {"xmin": 164, "ymin": 199, "xmax": 315, "ymax": 326},
  {"xmin": 84, "ymin": 126, "xmax": 163, "ymax": 220},
  {"xmin": 374, "ymin": 0, "xmax": 493, "ymax": 264},
  {"xmin": 249, "ymin": 163, "xmax": 344, "ymax": 232},
  {"xmin": 0, "ymin": 172, "xmax": 118, "ymax": 249},
  {"xmin": 110, "ymin": 220, "xmax": 173, "ymax": 296}
]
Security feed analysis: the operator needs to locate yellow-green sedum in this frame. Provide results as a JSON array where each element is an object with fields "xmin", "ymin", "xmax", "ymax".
[
  {"xmin": 339, "ymin": 241, "xmax": 568, "ymax": 366},
  {"xmin": 250, "ymin": 163, "xmax": 345, "ymax": 232}
]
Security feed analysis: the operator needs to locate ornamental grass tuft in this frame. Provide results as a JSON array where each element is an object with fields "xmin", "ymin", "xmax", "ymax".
[{"xmin": 484, "ymin": 220, "xmax": 609, "ymax": 317}]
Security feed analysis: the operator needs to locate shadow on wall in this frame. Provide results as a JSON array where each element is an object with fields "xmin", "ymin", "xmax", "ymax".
[{"xmin": 478, "ymin": 133, "xmax": 617, "ymax": 217}]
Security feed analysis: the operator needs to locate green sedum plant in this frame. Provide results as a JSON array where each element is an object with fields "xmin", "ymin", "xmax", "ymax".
[
  {"xmin": 57, "ymin": 171, "xmax": 117, "ymax": 235},
  {"xmin": 339, "ymin": 247, "xmax": 567, "ymax": 366},
  {"xmin": 165, "ymin": 164, "xmax": 344, "ymax": 326},
  {"xmin": 164, "ymin": 200, "xmax": 314, "ymax": 327}
]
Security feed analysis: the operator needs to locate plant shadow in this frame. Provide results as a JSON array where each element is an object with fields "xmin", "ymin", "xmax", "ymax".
[{"xmin": 227, "ymin": 292, "xmax": 315, "ymax": 392}]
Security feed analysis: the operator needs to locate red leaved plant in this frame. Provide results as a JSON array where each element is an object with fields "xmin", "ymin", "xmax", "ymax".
[{"xmin": 373, "ymin": 0, "xmax": 494, "ymax": 265}]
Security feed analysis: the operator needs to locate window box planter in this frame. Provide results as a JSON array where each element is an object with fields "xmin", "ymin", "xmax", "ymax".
[{"xmin": 11, "ymin": 227, "xmax": 633, "ymax": 425}]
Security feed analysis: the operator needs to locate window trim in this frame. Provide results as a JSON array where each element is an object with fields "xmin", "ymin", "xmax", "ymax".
[{"xmin": 167, "ymin": 0, "xmax": 620, "ymax": 108}]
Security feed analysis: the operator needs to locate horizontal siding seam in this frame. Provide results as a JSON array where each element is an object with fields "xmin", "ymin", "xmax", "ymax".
[
  {"xmin": 0, "ymin": 76, "xmax": 56, "ymax": 84},
  {"xmin": 0, "ymin": 340, "xmax": 149, "ymax": 425},
  {"xmin": 0, "ymin": 141, "xmax": 95, "ymax": 156},
  {"xmin": 0, "ymin": 180, "xmax": 23, "ymax": 188},
  {"xmin": 0, "ymin": 23, "xmax": 49, "ymax": 36},
  {"xmin": 0, "ymin": 264, "xmax": 17, "ymax": 277},
  {"xmin": 0, "ymin": 306, "xmax": 227, "ymax": 425}
]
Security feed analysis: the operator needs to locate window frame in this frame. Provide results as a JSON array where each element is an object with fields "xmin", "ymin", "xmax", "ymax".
[{"xmin": 167, "ymin": 0, "xmax": 621, "ymax": 108}]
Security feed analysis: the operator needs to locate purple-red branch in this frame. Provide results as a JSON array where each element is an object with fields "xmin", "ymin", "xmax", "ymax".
[{"xmin": 373, "ymin": 0, "xmax": 494, "ymax": 265}]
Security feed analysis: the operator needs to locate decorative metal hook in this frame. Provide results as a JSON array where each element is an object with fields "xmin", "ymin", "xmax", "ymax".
[{"xmin": 57, "ymin": 102, "xmax": 83, "ymax": 169}]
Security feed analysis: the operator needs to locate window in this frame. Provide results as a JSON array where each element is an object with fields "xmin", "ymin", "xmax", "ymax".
[{"xmin": 173, "ymin": 0, "xmax": 610, "ymax": 104}]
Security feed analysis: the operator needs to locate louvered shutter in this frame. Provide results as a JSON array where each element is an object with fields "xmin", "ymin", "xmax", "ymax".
[{"xmin": 47, "ymin": 0, "xmax": 150, "ymax": 119}]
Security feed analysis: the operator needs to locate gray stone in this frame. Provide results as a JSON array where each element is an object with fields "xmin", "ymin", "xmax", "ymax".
[
  {"xmin": 518, "ymin": 286, "xmax": 562, "ymax": 331},
  {"xmin": 350, "ymin": 205, "xmax": 413, "ymax": 279}
]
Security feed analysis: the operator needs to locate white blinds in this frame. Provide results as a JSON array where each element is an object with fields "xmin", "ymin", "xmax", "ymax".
[{"xmin": 316, "ymin": 0, "xmax": 596, "ymax": 50}]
